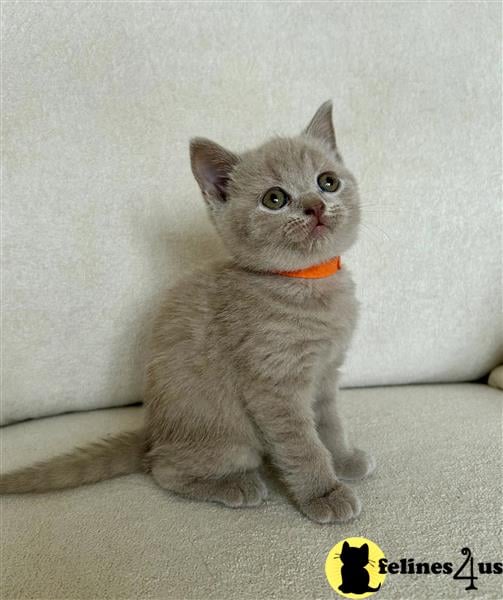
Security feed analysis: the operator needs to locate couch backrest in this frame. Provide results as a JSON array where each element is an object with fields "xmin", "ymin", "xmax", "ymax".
[{"xmin": 3, "ymin": 2, "xmax": 501, "ymax": 424}]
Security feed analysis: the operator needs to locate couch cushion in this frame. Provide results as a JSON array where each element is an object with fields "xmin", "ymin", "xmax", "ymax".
[
  {"xmin": 3, "ymin": 2, "xmax": 502, "ymax": 424},
  {"xmin": 2, "ymin": 384, "xmax": 501, "ymax": 599}
]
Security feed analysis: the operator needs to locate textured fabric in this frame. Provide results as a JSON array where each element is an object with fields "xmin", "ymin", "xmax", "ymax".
[
  {"xmin": 1, "ymin": 384, "xmax": 502, "ymax": 599},
  {"xmin": 3, "ymin": 2, "xmax": 502, "ymax": 423}
]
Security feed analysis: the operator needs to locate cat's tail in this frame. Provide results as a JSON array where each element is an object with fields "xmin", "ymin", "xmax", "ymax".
[
  {"xmin": 0, "ymin": 429, "xmax": 146, "ymax": 494},
  {"xmin": 368, "ymin": 584, "xmax": 382, "ymax": 592}
]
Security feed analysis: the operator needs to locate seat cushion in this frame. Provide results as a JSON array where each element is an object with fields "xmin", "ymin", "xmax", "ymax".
[{"xmin": 2, "ymin": 384, "xmax": 502, "ymax": 599}]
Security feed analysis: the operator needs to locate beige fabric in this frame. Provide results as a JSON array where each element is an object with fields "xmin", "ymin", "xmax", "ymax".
[
  {"xmin": 3, "ymin": 2, "xmax": 502, "ymax": 424},
  {"xmin": 489, "ymin": 365, "xmax": 503, "ymax": 390},
  {"xmin": 2, "ymin": 384, "xmax": 502, "ymax": 599}
]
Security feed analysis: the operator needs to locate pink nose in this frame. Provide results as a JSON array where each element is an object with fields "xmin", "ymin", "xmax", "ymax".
[{"xmin": 303, "ymin": 200, "xmax": 325, "ymax": 219}]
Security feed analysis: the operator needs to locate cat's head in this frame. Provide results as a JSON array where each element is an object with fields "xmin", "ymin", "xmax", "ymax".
[
  {"xmin": 340, "ymin": 541, "xmax": 369, "ymax": 566},
  {"xmin": 190, "ymin": 102, "xmax": 360, "ymax": 272}
]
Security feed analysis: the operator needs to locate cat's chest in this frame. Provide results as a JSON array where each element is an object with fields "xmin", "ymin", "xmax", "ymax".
[
  {"xmin": 296, "ymin": 298, "xmax": 355, "ymax": 360},
  {"xmin": 238, "ymin": 276, "xmax": 357, "ymax": 374},
  {"xmin": 289, "ymin": 274, "xmax": 357, "ymax": 346}
]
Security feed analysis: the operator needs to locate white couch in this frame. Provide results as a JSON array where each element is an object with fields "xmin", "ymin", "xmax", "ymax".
[{"xmin": 2, "ymin": 3, "xmax": 502, "ymax": 599}]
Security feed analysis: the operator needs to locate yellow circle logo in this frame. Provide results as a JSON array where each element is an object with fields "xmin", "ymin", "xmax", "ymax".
[{"xmin": 325, "ymin": 537, "xmax": 387, "ymax": 598}]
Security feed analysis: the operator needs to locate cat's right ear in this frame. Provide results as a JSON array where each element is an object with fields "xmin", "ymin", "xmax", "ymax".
[
  {"xmin": 190, "ymin": 138, "xmax": 239, "ymax": 206},
  {"xmin": 342, "ymin": 541, "xmax": 350, "ymax": 551}
]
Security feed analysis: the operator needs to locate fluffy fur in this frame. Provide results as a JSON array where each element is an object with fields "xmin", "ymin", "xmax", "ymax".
[{"xmin": 1, "ymin": 102, "xmax": 375, "ymax": 523}]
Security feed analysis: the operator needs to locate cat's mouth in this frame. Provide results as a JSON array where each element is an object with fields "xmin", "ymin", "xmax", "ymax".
[
  {"xmin": 311, "ymin": 224, "xmax": 329, "ymax": 238},
  {"xmin": 308, "ymin": 215, "xmax": 332, "ymax": 238}
]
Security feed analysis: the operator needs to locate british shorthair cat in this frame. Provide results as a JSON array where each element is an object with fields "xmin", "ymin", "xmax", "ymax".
[{"xmin": 1, "ymin": 102, "xmax": 375, "ymax": 523}]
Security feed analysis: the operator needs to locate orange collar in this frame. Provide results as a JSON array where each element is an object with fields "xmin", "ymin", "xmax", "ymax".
[{"xmin": 275, "ymin": 256, "xmax": 342, "ymax": 279}]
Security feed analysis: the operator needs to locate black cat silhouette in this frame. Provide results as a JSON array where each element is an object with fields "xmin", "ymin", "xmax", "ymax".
[{"xmin": 338, "ymin": 541, "xmax": 381, "ymax": 595}]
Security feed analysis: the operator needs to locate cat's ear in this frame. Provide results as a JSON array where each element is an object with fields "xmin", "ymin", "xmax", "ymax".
[
  {"xmin": 342, "ymin": 541, "xmax": 350, "ymax": 551},
  {"xmin": 190, "ymin": 138, "xmax": 239, "ymax": 206},
  {"xmin": 360, "ymin": 543, "xmax": 369, "ymax": 558},
  {"xmin": 303, "ymin": 100, "xmax": 342, "ymax": 161}
]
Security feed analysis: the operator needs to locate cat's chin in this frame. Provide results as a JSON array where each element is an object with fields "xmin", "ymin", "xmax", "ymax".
[
  {"xmin": 310, "ymin": 223, "xmax": 330, "ymax": 239},
  {"xmin": 227, "ymin": 226, "xmax": 355, "ymax": 273}
]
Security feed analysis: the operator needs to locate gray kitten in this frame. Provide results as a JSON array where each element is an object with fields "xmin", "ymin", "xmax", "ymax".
[{"xmin": 1, "ymin": 102, "xmax": 375, "ymax": 523}]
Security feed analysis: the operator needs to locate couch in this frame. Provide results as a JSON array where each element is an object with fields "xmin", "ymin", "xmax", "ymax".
[{"xmin": 2, "ymin": 2, "xmax": 501, "ymax": 599}]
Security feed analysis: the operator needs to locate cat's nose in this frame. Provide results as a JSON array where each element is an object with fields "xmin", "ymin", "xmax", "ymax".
[{"xmin": 303, "ymin": 196, "xmax": 325, "ymax": 219}]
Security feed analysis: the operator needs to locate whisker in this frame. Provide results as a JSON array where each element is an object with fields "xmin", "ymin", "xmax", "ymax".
[
  {"xmin": 359, "ymin": 206, "xmax": 394, "ymax": 210},
  {"xmin": 363, "ymin": 221, "xmax": 392, "ymax": 243},
  {"xmin": 357, "ymin": 224, "xmax": 389, "ymax": 256},
  {"xmin": 347, "ymin": 206, "xmax": 401, "ymax": 216},
  {"xmin": 360, "ymin": 208, "xmax": 402, "ymax": 214},
  {"xmin": 358, "ymin": 202, "xmax": 400, "ymax": 209}
]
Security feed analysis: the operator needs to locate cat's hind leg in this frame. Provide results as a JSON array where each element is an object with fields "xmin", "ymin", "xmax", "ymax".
[
  {"xmin": 149, "ymin": 443, "xmax": 268, "ymax": 508},
  {"xmin": 153, "ymin": 468, "xmax": 268, "ymax": 508}
]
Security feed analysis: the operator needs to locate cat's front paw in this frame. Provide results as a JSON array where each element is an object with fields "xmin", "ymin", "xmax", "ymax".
[
  {"xmin": 299, "ymin": 481, "xmax": 361, "ymax": 524},
  {"xmin": 335, "ymin": 448, "xmax": 376, "ymax": 481}
]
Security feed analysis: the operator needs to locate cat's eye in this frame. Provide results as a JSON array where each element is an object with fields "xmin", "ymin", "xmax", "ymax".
[
  {"xmin": 317, "ymin": 172, "xmax": 340, "ymax": 193},
  {"xmin": 261, "ymin": 187, "xmax": 289, "ymax": 211}
]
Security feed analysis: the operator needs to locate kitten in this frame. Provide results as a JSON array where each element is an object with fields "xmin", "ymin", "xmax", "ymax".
[
  {"xmin": 0, "ymin": 102, "xmax": 376, "ymax": 523},
  {"xmin": 339, "ymin": 541, "xmax": 381, "ymax": 593}
]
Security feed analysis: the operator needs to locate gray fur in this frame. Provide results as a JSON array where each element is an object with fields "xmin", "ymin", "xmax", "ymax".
[
  {"xmin": 0, "ymin": 431, "xmax": 145, "ymax": 493},
  {"xmin": 1, "ymin": 102, "xmax": 375, "ymax": 523}
]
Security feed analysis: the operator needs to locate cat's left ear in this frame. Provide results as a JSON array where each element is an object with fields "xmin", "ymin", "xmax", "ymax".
[
  {"xmin": 303, "ymin": 100, "xmax": 342, "ymax": 161},
  {"xmin": 360, "ymin": 543, "xmax": 369, "ymax": 558}
]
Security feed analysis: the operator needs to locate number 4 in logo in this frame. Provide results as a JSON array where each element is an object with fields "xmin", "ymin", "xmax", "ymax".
[{"xmin": 453, "ymin": 548, "xmax": 478, "ymax": 591}]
